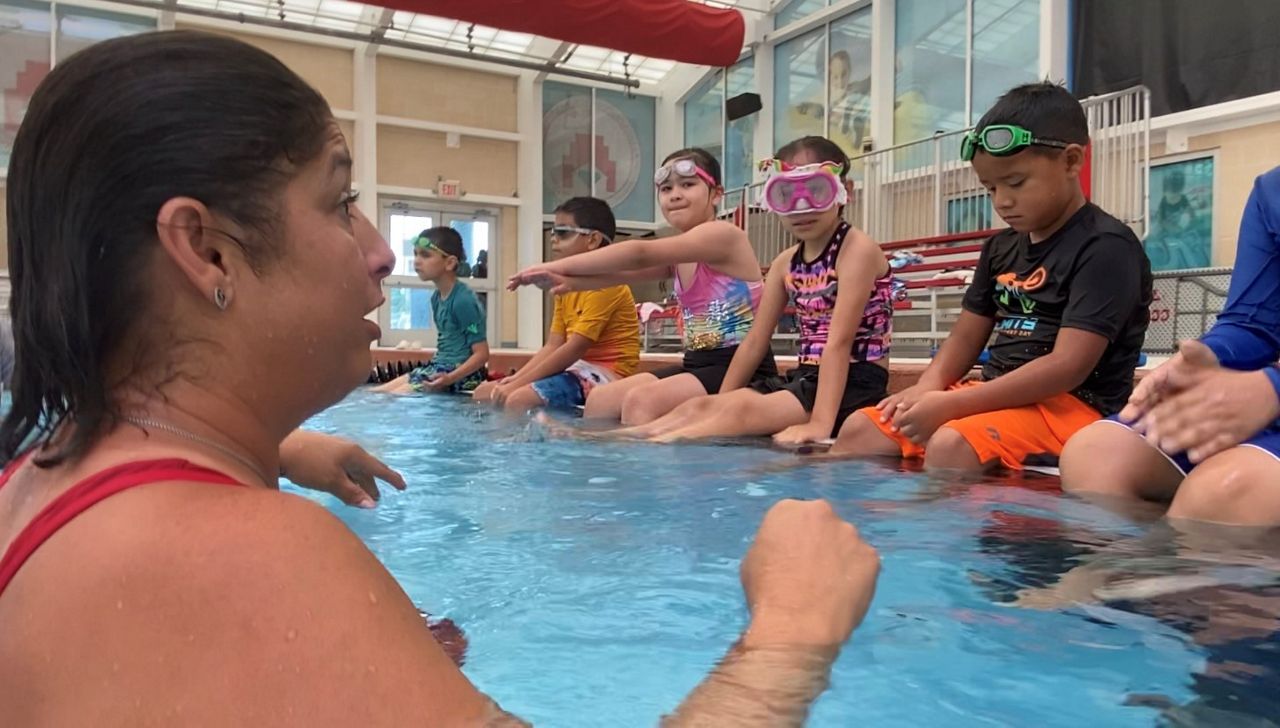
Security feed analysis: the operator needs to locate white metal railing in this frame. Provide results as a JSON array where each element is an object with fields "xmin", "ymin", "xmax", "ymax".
[{"xmin": 720, "ymin": 86, "xmax": 1153, "ymax": 263}]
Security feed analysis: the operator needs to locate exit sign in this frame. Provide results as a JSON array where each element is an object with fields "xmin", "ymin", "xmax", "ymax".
[{"xmin": 437, "ymin": 179, "xmax": 462, "ymax": 199}]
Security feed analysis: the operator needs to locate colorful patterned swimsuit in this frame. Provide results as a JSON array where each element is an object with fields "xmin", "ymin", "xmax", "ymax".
[{"xmin": 785, "ymin": 221, "xmax": 893, "ymax": 365}]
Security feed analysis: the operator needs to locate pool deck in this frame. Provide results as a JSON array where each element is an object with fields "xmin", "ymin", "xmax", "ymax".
[{"xmin": 372, "ymin": 347, "xmax": 1160, "ymax": 393}]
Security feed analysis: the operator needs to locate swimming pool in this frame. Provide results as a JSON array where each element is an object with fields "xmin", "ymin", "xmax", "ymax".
[{"xmin": 297, "ymin": 392, "xmax": 1280, "ymax": 727}]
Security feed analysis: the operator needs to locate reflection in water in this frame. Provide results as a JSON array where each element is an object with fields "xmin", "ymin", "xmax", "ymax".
[{"xmin": 972, "ymin": 498, "xmax": 1280, "ymax": 727}]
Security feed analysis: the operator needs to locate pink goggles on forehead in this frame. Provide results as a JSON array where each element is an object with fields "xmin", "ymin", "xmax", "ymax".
[
  {"xmin": 654, "ymin": 158, "xmax": 718, "ymax": 189},
  {"xmin": 757, "ymin": 160, "xmax": 848, "ymax": 216}
]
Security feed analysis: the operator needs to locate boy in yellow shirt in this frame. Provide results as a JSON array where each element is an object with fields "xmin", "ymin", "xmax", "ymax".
[{"xmin": 473, "ymin": 197, "xmax": 640, "ymax": 413}]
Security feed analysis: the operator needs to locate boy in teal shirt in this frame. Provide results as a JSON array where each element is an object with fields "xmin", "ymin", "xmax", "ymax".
[{"xmin": 378, "ymin": 227, "xmax": 490, "ymax": 394}]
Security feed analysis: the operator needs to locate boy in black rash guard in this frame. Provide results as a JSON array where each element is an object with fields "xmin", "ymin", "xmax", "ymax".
[{"xmin": 832, "ymin": 82, "xmax": 1152, "ymax": 472}]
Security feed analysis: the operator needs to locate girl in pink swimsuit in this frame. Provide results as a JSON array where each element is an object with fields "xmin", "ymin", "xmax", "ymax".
[{"xmin": 509, "ymin": 147, "xmax": 777, "ymax": 426}]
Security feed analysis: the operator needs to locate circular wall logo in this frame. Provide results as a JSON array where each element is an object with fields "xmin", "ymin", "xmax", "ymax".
[{"xmin": 543, "ymin": 95, "xmax": 642, "ymax": 209}]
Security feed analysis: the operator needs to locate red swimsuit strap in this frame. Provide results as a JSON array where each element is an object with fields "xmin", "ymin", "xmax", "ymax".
[{"xmin": 0, "ymin": 457, "xmax": 245, "ymax": 598}]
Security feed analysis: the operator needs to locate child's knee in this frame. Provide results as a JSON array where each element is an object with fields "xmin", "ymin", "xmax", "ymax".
[
  {"xmin": 619, "ymin": 386, "xmax": 661, "ymax": 426},
  {"xmin": 830, "ymin": 411, "xmax": 882, "ymax": 454},
  {"xmin": 719, "ymin": 390, "xmax": 762, "ymax": 417},
  {"xmin": 923, "ymin": 427, "xmax": 981, "ymax": 471},
  {"xmin": 503, "ymin": 386, "xmax": 544, "ymax": 413},
  {"xmin": 1060, "ymin": 422, "xmax": 1180, "ymax": 501},
  {"xmin": 1167, "ymin": 450, "xmax": 1280, "ymax": 526},
  {"xmin": 583, "ymin": 386, "xmax": 620, "ymax": 418}
]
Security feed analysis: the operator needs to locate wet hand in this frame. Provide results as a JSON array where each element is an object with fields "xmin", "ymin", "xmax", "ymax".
[
  {"xmin": 741, "ymin": 499, "xmax": 880, "ymax": 648},
  {"xmin": 507, "ymin": 264, "xmax": 562, "ymax": 292},
  {"xmin": 892, "ymin": 391, "xmax": 958, "ymax": 444},
  {"xmin": 490, "ymin": 383, "xmax": 515, "ymax": 406},
  {"xmin": 1138, "ymin": 366, "xmax": 1280, "ymax": 464},
  {"xmin": 423, "ymin": 373, "xmax": 453, "ymax": 392},
  {"xmin": 279, "ymin": 430, "xmax": 407, "ymax": 508},
  {"xmin": 772, "ymin": 421, "xmax": 831, "ymax": 447},
  {"xmin": 876, "ymin": 383, "xmax": 937, "ymax": 425},
  {"xmin": 1120, "ymin": 340, "xmax": 1218, "ymax": 424}
]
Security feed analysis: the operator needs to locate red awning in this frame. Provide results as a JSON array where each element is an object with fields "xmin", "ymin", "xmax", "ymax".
[{"xmin": 364, "ymin": 0, "xmax": 745, "ymax": 67}]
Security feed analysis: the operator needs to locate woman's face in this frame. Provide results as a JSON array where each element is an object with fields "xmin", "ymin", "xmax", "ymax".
[{"xmin": 242, "ymin": 126, "xmax": 394, "ymax": 410}]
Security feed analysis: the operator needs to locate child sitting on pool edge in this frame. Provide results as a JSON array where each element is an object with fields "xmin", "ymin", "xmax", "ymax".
[
  {"xmin": 572, "ymin": 135, "xmax": 894, "ymax": 444},
  {"xmin": 831, "ymin": 81, "xmax": 1152, "ymax": 472},
  {"xmin": 473, "ymin": 197, "xmax": 641, "ymax": 413},
  {"xmin": 377, "ymin": 227, "xmax": 490, "ymax": 394},
  {"xmin": 507, "ymin": 146, "xmax": 777, "ymax": 426}
]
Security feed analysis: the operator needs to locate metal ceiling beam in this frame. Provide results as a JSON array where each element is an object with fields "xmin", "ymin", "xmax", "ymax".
[
  {"xmin": 106, "ymin": 0, "xmax": 641, "ymax": 88},
  {"xmin": 535, "ymin": 41, "xmax": 575, "ymax": 83}
]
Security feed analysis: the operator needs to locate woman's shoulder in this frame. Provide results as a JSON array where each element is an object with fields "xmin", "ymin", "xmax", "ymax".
[{"xmin": 5, "ymin": 483, "xmax": 488, "ymax": 723}]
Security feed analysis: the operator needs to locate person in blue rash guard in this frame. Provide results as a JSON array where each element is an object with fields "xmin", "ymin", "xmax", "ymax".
[{"xmin": 1060, "ymin": 166, "xmax": 1280, "ymax": 526}]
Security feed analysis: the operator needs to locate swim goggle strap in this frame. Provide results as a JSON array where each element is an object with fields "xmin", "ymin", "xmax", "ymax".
[
  {"xmin": 413, "ymin": 236, "xmax": 447, "ymax": 255},
  {"xmin": 960, "ymin": 124, "xmax": 1071, "ymax": 162},
  {"xmin": 654, "ymin": 158, "xmax": 718, "ymax": 189},
  {"xmin": 756, "ymin": 159, "xmax": 848, "ymax": 216}
]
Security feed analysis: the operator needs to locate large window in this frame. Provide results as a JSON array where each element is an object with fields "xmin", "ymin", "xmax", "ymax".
[
  {"xmin": 682, "ymin": 71, "xmax": 723, "ymax": 166},
  {"xmin": 1, "ymin": 0, "xmax": 52, "ymax": 171},
  {"xmin": 827, "ymin": 9, "xmax": 872, "ymax": 158},
  {"xmin": 894, "ymin": 0, "xmax": 1040, "ymax": 145},
  {"xmin": 723, "ymin": 59, "xmax": 756, "ymax": 192},
  {"xmin": 774, "ymin": 0, "xmax": 827, "ymax": 29},
  {"xmin": 1, "ymin": 0, "xmax": 154, "ymax": 171},
  {"xmin": 681, "ymin": 59, "xmax": 758, "ymax": 196},
  {"xmin": 55, "ymin": 4, "xmax": 154, "ymax": 62},
  {"xmin": 542, "ymin": 81, "xmax": 655, "ymax": 223},
  {"xmin": 970, "ymin": 0, "xmax": 1040, "ymax": 124},
  {"xmin": 773, "ymin": 27, "xmax": 826, "ymax": 153},
  {"xmin": 894, "ymin": 0, "xmax": 967, "ymax": 144}
]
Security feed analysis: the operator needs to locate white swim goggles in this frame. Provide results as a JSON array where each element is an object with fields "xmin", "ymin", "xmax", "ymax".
[{"xmin": 654, "ymin": 158, "xmax": 718, "ymax": 189}]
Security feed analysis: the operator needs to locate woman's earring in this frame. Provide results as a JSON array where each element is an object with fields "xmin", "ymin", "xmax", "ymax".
[{"xmin": 213, "ymin": 287, "xmax": 228, "ymax": 311}]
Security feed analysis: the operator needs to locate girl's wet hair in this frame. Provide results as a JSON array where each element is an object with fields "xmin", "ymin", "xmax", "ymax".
[
  {"xmin": 2, "ymin": 30, "xmax": 334, "ymax": 466},
  {"xmin": 661, "ymin": 147, "xmax": 723, "ymax": 186},
  {"xmin": 775, "ymin": 136, "xmax": 851, "ymax": 179}
]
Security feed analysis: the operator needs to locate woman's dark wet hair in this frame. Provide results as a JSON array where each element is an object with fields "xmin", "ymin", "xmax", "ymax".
[
  {"xmin": 1, "ymin": 30, "xmax": 335, "ymax": 466},
  {"xmin": 661, "ymin": 147, "xmax": 723, "ymax": 186}
]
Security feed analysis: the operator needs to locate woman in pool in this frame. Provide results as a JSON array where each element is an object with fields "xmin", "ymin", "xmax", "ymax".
[
  {"xmin": 509, "ymin": 148, "xmax": 776, "ymax": 425},
  {"xmin": 0, "ymin": 31, "xmax": 880, "ymax": 725},
  {"xmin": 572, "ymin": 136, "xmax": 892, "ymax": 445}
]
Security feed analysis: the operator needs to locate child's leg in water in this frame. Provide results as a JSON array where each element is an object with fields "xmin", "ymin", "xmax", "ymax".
[
  {"xmin": 581, "ymin": 373, "xmax": 658, "ymax": 420},
  {"xmin": 651, "ymin": 390, "xmax": 809, "ymax": 443},
  {"xmin": 611, "ymin": 392, "xmax": 724, "ymax": 438},
  {"xmin": 533, "ymin": 393, "xmax": 722, "ymax": 440}
]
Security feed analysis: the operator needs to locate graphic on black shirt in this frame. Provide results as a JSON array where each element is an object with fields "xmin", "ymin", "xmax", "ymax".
[{"xmin": 962, "ymin": 203, "xmax": 1154, "ymax": 415}]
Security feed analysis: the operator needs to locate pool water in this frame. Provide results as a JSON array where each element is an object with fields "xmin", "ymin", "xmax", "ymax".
[{"xmin": 296, "ymin": 392, "xmax": 1280, "ymax": 727}]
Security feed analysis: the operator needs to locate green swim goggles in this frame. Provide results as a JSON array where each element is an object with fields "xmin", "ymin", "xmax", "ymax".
[
  {"xmin": 960, "ymin": 124, "xmax": 1071, "ymax": 161},
  {"xmin": 413, "ymin": 236, "xmax": 448, "ymax": 256}
]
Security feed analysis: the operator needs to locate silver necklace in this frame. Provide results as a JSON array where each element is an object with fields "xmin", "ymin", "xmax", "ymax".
[{"xmin": 122, "ymin": 416, "xmax": 274, "ymax": 487}]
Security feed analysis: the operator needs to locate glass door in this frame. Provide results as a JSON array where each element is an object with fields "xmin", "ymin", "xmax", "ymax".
[{"xmin": 378, "ymin": 198, "xmax": 499, "ymax": 349}]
